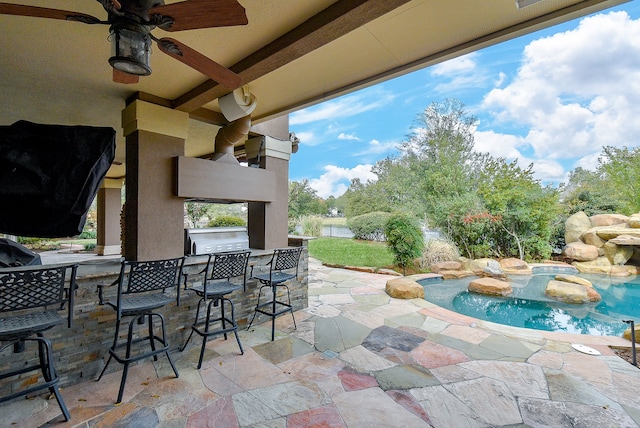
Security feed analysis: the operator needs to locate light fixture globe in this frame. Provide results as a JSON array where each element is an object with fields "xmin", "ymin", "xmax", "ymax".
[{"xmin": 109, "ymin": 22, "xmax": 152, "ymax": 76}]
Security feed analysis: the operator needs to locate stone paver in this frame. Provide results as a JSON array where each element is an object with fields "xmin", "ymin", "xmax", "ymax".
[{"xmin": 4, "ymin": 257, "xmax": 640, "ymax": 428}]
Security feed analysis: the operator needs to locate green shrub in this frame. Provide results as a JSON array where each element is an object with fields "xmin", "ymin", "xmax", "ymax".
[
  {"xmin": 17, "ymin": 237, "xmax": 59, "ymax": 251},
  {"xmin": 84, "ymin": 243, "xmax": 97, "ymax": 251},
  {"xmin": 384, "ymin": 212, "xmax": 424, "ymax": 274},
  {"xmin": 207, "ymin": 215, "xmax": 246, "ymax": 227},
  {"xmin": 288, "ymin": 219, "xmax": 298, "ymax": 234},
  {"xmin": 300, "ymin": 215, "xmax": 323, "ymax": 237},
  {"xmin": 347, "ymin": 211, "xmax": 390, "ymax": 241},
  {"xmin": 419, "ymin": 238, "xmax": 460, "ymax": 270},
  {"xmin": 78, "ymin": 229, "xmax": 97, "ymax": 239}
]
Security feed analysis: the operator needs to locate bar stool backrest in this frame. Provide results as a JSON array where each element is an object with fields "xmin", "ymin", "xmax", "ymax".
[
  {"xmin": 272, "ymin": 247, "xmax": 302, "ymax": 274},
  {"xmin": 207, "ymin": 250, "xmax": 251, "ymax": 282},
  {"xmin": 122, "ymin": 257, "xmax": 184, "ymax": 295},
  {"xmin": 0, "ymin": 263, "xmax": 78, "ymax": 328}
]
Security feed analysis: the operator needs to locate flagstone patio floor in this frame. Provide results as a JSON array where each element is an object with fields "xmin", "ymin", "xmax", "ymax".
[{"xmin": 2, "ymin": 257, "xmax": 639, "ymax": 427}]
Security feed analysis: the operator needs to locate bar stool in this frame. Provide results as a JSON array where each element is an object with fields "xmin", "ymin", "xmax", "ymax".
[
  {"xmin": 0, "ymin": 263, "xmax": 78, "ymax": 422},
  {"xmin": 180, "ymin": 250, "xmax": 250, "ymax": 369},
  {"xmin": 97, "ymin": 256, "xmax": 184, "ymax": 404},
  {"xmin": 247, "ymin": 247, "xmax": 302, "ymax": 341}
]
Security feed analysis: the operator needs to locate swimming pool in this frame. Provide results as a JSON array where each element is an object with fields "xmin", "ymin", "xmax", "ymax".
[{"xmin": 420, "ymin": 270, "xmax": 640, "ymax": 336}]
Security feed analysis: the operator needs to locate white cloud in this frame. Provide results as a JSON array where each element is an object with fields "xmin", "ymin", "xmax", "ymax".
[
  {"xmin": 338, "ymin": 132, "xmax": 361, "ymax": 141},
  {"xmin": 573, "ymin": 151, "xmax": 601, "ymax": 171},
  {"xmin": 355, "ymin": 139, "xmax": 399, "ymax": 156},
  {"xmin": 430, "ymin": 54, "xmax": 487, "ymax": 94},
  {"xmin": 482, "ymin": 11, "xmax": 640, "ymax": 165},
  {"xmin": 294, "ymin": 131, "xmax": 316, "ymax": 146},
  {"xmin": 308, "ymin": 164, "xmax": 377, "ymax": 198},
  {"xmin": 431, "ymin": 53, "xmax": 478, "ymax": 76},
  {"xmin": 474, "ymin": 130, "xmax": 525, "ymax": 159},
  {"xmin": 290, "ymin": 90, "xmax": 395, "ymax": 125},
  {"xmin": 527, "ymin": 158, "xmax": 567, "ymax": 183}
]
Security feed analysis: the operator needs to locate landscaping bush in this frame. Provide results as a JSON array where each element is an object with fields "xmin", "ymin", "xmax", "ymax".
[
  {"xmin": 347, "ymin": 211, "xmax": 390, "ymax": 241},
  {"xmin": 300, "ymin": 215, "xmax": 323, "ymax": 237},
  {"xmin": 207, "ymin": 215, "xmax": 246, "ymax": 227},
  {"xmin": 17, "ymin": 237, "xmax": 59, "ymax": 251},
  {"xmin": 384, "ymin": 212, "xmax": 424, "ymax": 274},
  {"xmin": 419, "ymin": 238, "xmax": 460, "ymax": 269},
  {"xmin": 78, "ymin": 229, "xmax": 97, "ymax": 239}
]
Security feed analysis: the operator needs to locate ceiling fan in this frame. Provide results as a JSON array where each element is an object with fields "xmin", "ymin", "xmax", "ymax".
[{"xmin": 0, "ymin": 0, "xmax": 247, "ymax": 87}]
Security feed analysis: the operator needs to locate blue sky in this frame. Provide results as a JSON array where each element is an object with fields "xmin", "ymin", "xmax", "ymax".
[{"xmin": 289, "ymin": 1, "xmax": 640, "ymax": 199}]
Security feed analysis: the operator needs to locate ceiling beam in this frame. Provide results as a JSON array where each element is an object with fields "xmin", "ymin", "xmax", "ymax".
[{"xmin": 172, "ymin": 0, "xmax": 412, "ymax": 113}]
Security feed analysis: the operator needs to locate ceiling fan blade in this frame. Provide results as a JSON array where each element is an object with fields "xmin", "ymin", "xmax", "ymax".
[
  {"xmin": 113, "ymin": 69, "xmax": 139, "ymax": 84},
  {"xmin": 150, "ymin": 0, "xmax": 247, "ymax": 32},
  {"xmin": 0, "ymin": 3, "xmax": 100, "ymax": 23},
  {"xmin": 157, "ymin": 38, "xmax": 242, "ymax": 89}
]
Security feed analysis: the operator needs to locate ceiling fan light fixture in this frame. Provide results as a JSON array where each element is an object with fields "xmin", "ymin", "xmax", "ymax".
[{"xmin": 108, "ymin": 22, "xmax": 152, "ymax": 76}]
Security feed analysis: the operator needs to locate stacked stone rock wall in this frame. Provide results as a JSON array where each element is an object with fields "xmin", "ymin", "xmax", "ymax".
[{"xmin": 563, "ymin": 211, "xmax": 640, "ymax": 276}]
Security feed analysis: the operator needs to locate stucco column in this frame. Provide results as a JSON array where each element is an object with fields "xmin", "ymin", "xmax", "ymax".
[
  {"xmin": 247, "ymin": 137, "xmax": 291, "ymax": 249},
  {"xmin": 121, "ymin": 100, "xmax": 188, "ymax": 261},
  {"xmin": 95, "ymin": 178, "xmax": 123, "ymax": 256}
]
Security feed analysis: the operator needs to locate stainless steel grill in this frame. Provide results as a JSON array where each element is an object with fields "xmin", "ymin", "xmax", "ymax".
[{"xmin": 184, "ymin": 227, "xmax": 249, "ymax": 255}]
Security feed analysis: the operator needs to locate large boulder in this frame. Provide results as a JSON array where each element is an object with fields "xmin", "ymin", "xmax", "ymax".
[
  {"xmin": 440, "ymin": 270, "xmax": 476, "ymax": 279},
  {"xmin": 603, "ymin": 241, "xmax": 634, "ymax": 265},
  {"xmin": 465, "ymin": 258, "xmax": 498, "ymax": 274},
  {"xmin": 581, "ymin": 227, "xmax": 607, "ymax": 248},
  {"xmin": 627, "ymin": 214, "xmax": 640, "ymax": 228},
  {"xmin": 565, "ymin": 211, "xmax": 592, "ymax": 244},
  {"xmin": 563, "ymin": 242, "xmax": 598, "ymax": 261},
  {"xmin": 430, "ymin": 261, "xmax": 462, "ymax": 273},
  {"xmin": 596, "ymin": 226, "xmax": 640, "ymax": 241},
  {"xmin": 609, "ymin": 234, "xmax": 640, "ymax": 246},
  {"xmin": 468, "ymin": 277, "xmax": 512, "ymax": 296},
  {"xmin": 385, "ymin": 277, "xmax": 424, "ymax": 299},
  {"xmin": 623, "ymin": 324, "xmax": 640, "ymax": 342},
  {"xmin": 589, "ymin": 213, "xmax": 629, "ymax": 227},
  {"xmin": 585, "ymin": 287, "xmax": 602, "ymax": 302},
  {"xmin": 610, "ymin": 265, "xmax": 636, "ymax": 277},
  {"xmin": 554, "ymin": 274, "xmax": 592, "ymax": 288},
  {"xmin": 572, "ymin": 256, "xmax": 612, "ymax": 275},
  {"xmin": 545, "ymin": 280, "xmax": 590, "ymax": 304},
  {"xmin": 500, "ymin": 258, "xmax": 533, "ymax": 275}
]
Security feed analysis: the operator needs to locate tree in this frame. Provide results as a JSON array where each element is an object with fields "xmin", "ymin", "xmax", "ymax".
[
  {"xmin": 185, "ymin": 202, "xmax": 210, "ymax": 228},
  {"xmin": 478, "ymin": 159, "xmax": 559, "ymax": 260},
  {"xmin": 598, "ymin": 146, "xmax": 640, "ymax": 214},
  {"xmin": 402, "ymin": 99, "xmax": 481, "ymax": 212},
  {"xmin": 288, "ymin": 180, "xmax": 326, "ymax": 218},
  {"xmin": 562, "ymin": 166, "xmax": 621, "ymax": 215},
  {"xmin": 384, "ymin": 212, "xmax": 425, "ymax": 275},
  {"xmin": 342, "ymin": 98, "xmax": 563, "ymax": 261}
]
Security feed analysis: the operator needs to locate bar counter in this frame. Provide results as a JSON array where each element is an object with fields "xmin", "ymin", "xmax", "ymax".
[{"xmin": 0, "ymin": 241, "xmax": 309, "ymax": 398}]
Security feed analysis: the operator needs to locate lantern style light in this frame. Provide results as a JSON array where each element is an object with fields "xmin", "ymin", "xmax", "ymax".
[{"xmin": 108, "ymin": 21, "xmax": 152, "ymax": 76}]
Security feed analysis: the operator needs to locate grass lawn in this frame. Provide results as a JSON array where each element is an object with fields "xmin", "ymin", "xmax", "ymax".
[
  {"xmin": 321, "ymin": 217, "xmax": 347, "ymax": 226},
  {"xmin": 309, "ymin": 237, "xmax": 394, "ymax": 268}
]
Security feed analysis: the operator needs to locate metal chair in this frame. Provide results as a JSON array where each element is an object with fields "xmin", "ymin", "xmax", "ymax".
[
  {"xmin": 180, "ymin": 250, "xmax": 250, "ymax": 369},
  {"xmin": 247, "ymin": 247, "xmax": 302, "ymax": 341},
  {"xmin": 0, "ymin": 263, "xmax": 78, "ymax": 422},
  {"xmin": 97, "ymin": 256, "xmax": 184, "ymax": 404}
]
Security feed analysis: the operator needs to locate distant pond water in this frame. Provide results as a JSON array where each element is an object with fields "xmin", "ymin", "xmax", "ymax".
[{"xmin": 298, "ymin": 225, "xmax": 442, "ymax": 241}]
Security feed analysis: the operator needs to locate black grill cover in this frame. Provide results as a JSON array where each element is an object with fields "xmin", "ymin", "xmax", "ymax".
[
  {"xmin": 0, "ymin": 238, "xmax": 41, "ymax": 267},
  {"xmin": 0, "ymin": 120, "xmax": 116, "ymax": 237}
]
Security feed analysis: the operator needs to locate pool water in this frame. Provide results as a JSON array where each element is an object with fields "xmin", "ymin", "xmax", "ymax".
[{"xmin": 420, "ymin": 272, "xmax": 640, "ymax": 336}]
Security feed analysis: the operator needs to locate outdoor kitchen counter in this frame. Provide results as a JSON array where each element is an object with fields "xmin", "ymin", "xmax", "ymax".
[{"xmin": 0, "ymin": 241, "xmax": 310, "ymax": 396}]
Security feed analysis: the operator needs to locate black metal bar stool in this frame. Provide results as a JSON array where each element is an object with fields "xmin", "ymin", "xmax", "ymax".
[
  {"xmin": 97, "ymin": 256, "xmax": 184, "ymax": 404},
  {"xmin": 180, "ymin": 250, "xmax": 250, "ymax": 369},
  {"xmin": 247, "ymin": 247, "xmax": 302, "ymax": 341},
  {"xmin": 0, "ymin": 263, "xmax": 78, "ymax": 422}
]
